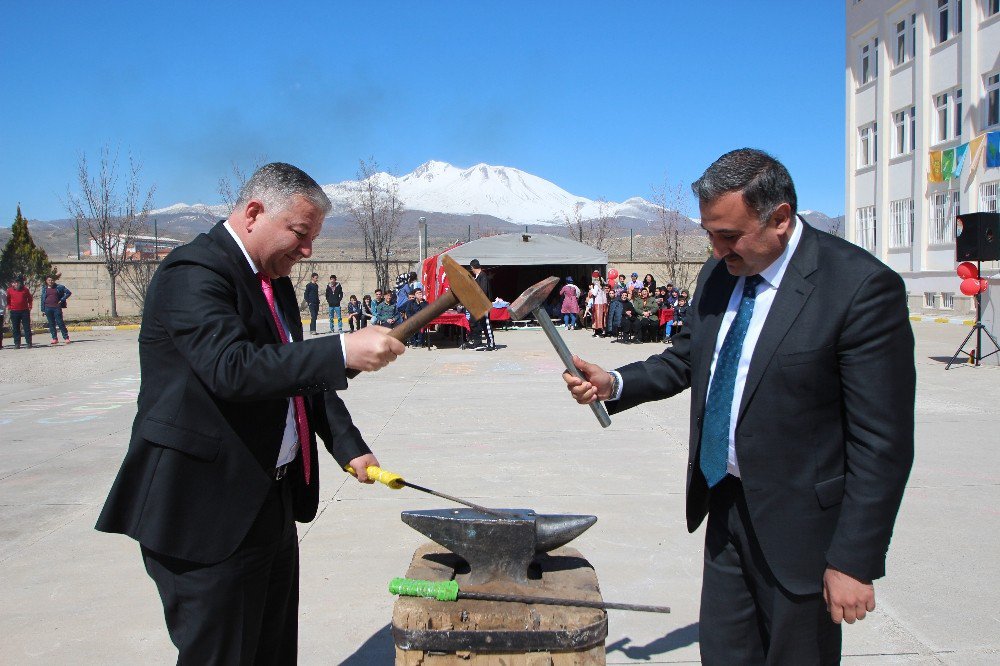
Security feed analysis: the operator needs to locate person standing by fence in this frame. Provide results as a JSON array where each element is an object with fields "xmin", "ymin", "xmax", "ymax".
[
  {"xmin": 41, "ymin": 275, "xmax": 72, "ymax": 345},
  {"xmin": 304, "ymin": 273, "xmax": 320, "ymax": 335},
  {"xmin": 6, "ymin": 276, "xmax": 33, "ymax": 349}
]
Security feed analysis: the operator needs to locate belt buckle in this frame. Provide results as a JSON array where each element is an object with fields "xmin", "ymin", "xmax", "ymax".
[{"xmin": 274, "ymin": 464, "xmax": 288, "ymax": 481}]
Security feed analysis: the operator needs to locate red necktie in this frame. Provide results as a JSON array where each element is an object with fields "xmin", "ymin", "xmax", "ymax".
[{"xmin": 259, "ymin": 274, "xmax": 312, "ymax": 485}]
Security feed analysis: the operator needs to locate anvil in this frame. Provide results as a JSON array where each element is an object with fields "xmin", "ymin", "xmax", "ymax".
[{"xmin": 401, "ymin": 507, "xmax": 597, "ymax": 584}]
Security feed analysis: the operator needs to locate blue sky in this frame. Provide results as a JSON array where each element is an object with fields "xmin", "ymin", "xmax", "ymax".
[{"xmin": 0, "ymin": 1, "xmax": 846, "ymax": 223}]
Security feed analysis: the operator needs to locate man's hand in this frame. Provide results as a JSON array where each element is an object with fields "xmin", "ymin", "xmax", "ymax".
[
  {"xmin": 344, "ymin": 326, "xmax": 405, "ymax": 372},
  {"xmin": 823, "ymin": 566, "xmax": 875, "ymax": 624},
  {"xmin": 562, "ymin": 355, "xmax": 614, "ymax": 405},
  {"xmin": 347, "ymin": 453, "xmax": 379, "ymax": 483}
]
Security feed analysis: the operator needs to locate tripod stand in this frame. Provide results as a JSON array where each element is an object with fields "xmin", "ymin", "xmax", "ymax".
[{"xmin": 946, "ymin": 260, "xmax": 1000, "ymax": 369}]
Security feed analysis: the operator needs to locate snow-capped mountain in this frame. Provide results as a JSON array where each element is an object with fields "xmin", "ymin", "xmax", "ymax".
[{"xmin": 155, "ymin": 161, "xmax": 668, "ymax": 226}]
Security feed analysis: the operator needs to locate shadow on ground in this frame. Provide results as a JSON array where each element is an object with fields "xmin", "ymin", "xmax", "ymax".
[
  {"xmin": 606, "ymin": 622, "xmax": 699, "ymax": 661},
  {"xmin": 340, "ymin": 623, "xmax": 394, "ymax": 665}
]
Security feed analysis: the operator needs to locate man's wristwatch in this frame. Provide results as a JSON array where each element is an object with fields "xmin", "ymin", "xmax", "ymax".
[{"xmin": 608, "ymin": 371, "xmax": 621, "ymax": 402}]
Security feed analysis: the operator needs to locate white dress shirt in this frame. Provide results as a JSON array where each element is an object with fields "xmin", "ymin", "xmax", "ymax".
[
  {"xmin": 607, "ymin": 218, "xmax": 804, "ymax": 479},
  {"xmin": 223, "ymin": 222, "xmax": 300, "ymax": 468},
  {"xmin": 710, "ymin": 218, "xmax": 803, "ymax": 477}
]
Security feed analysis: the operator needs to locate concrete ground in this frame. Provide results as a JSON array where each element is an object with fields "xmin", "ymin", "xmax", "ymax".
[{"xmin": 0, "ymin": 320, "xmax": 997, "ymax": 665}]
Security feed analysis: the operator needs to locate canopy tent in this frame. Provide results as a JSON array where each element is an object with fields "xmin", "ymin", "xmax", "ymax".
[{"xmin": 421, "ymin": 234, "xmax": 608, "ymax": 316}]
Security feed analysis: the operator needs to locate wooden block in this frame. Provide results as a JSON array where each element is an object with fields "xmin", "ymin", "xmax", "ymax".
[{"xmin": 393, "ymin": 543, "xmax": 606, "ymax": 665}]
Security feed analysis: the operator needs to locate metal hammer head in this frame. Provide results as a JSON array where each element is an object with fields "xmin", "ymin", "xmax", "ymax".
[
  {"xmin": 401, "ymin": 508, "xmax": 597, "ymax": 584},
  {"xmin": 441, "ymin": 254, "xmax": 491, "ymax": 320},
  {"xmin": 508, "ymin": 276, "xmax": 559, "ymax": 320}
]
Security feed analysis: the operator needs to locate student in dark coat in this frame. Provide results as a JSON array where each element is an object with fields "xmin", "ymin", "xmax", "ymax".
[{"xmin": 303, "ymin": 273, "xmax": 320, "ymax": 335}]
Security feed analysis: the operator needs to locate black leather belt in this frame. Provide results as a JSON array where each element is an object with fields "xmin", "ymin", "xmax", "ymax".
[{"xmin": 273, "ymin": 463, "xmax": 290, "ymax": 481}]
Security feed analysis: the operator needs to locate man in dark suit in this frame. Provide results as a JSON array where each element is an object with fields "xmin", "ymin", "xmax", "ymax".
[
  {"xmin": 96, "ymin": 162, "xmax": 405, "ymax": 664},
  {"xmin": 564, "ymin": 149, "xmax": 914, "ymax": 664}
]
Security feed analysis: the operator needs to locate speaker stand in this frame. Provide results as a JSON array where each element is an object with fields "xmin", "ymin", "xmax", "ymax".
[{"xmin": 946, "ymin": 265, "xmax": 1000, "ymax": 369}]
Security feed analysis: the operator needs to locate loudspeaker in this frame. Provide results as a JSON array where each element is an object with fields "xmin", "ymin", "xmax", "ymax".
[{"xmin": 956, "ymin": 212, "xmax": 1000, "ymax": 262}]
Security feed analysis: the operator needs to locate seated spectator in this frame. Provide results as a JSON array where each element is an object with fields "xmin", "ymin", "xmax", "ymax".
[
  {"xmin": 632, "ymin": 287, "xmax": 659, "ymax": 343},
  {"xmin": 374, "ymin": 290, "xmax": 400, "ymax": 328},
  {"xmin": 346, "ymin": 295, "xmax": 361, "ymax": 332},
  {"xmin": 614, "ymin": 291, "xmax": 640, "ymax": 343},
  {"xmin": 671, "ymin": 295, "xmax": 690, "ymax": 343},
  {"xmin": 607, "ymin": 289, "xmax": 625, "ymax": 338},
  {"xmin": 626, "ymin": 272, "xmax": 642, "ymax": 295},
  {"xmin": 360, "ymin": 294, "xmax": 374, "ymax": 329},
  {"xmin": 399, "ymin": 288, "xmax": 429, "ymax": 347}
]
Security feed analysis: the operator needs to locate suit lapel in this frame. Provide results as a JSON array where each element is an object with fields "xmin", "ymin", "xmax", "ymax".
[
  {"xmin": 207, "ymin": 222, "xmax": 283, "ymax": 343},
  {"xmin": 736, "ymin": 224, "xmax": 819, "ymax": 423},
  {"xmin": 692, "ymin": 261, "xmax": 737, "ymax": 416}
]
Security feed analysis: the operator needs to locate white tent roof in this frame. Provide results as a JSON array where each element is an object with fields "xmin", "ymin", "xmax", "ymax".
[{"xmin": 442, "ymin": 233, "xmax": 607, "ymax": 266}]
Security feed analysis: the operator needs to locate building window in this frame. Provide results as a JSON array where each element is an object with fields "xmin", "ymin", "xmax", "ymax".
[
  {"xmin": 858, "ymin": 123, "xmax": 878, "ymax": 167},
  {"xmin": 889, "ymin": 198, "xmax": 914, "ymax": 248},
  {"xmin": 939, "ymin": 0, "xmax": 951, "ymax": 42},
  {"xmin": 911, "ymin": 14, "xmax": 918, "ymax": 57},
  {"xmin": 955, "ymin": 88, "xmax": 963, "ymax": 138},
  {"xmin": 988, "ymin": 0, "xmax": 1000, "ymax": 18},
  {"xmin": 987, "ymin": 73, "xmax": 1000, "ymax": 128},
  {"xmin": 924, "ymin": 292, "xmax": 940, "ymax": 308},
  {"xmin": 958, "ymin": 0, "xmax": 964, "ymax": 33},
  {"xmin": 931, "ymin": 190, "xmax": 960, "ymax": 243},
  {"xmin": 979, "ymin": 179, "xmax": 999, "ymax": 212},
  {"xmin": 934, "ymin": 90, "xmax": 962, "ymax": 143},
  {"xmin": 860, "ymin": 37, "xmax": 878, "ymax": 84},
  {"xmin": 895, "ymin": 20, "xmax": 908, "ymax": 65},
  {"xmin": 942, "ymin": 292, "xmax": 954, "ymax": 308},
  {"xmin": 893, "ymin": 107, "xmax": 916, "ymax": 156},
  {"xmin": 856, "ymin": 206, "xmax": 877, "ymax": 251}
]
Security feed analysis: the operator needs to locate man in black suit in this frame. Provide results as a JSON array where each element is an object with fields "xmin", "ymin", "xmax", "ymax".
[
  {"xmin": 96, "ymin": 162, "xmax": 405, "ymax": 664},
  {"xmin": 564, "ymin": 149, "xmax": 914, "ymax": 664}
]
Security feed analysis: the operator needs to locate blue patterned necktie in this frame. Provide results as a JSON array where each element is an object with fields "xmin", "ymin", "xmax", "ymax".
[{"xmin": 699, "ymin": 275, "xmax": 762, "ymax": 488}]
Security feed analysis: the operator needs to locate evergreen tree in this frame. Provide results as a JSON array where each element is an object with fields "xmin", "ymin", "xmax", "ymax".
[{"xmin": 0, "ymin": 205, "xmax": 54, "ymax": 295}]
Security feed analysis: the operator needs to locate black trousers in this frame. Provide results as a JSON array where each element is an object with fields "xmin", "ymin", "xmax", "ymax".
[
  {"xmin": 142, "ymin": 478, "xmax": 299, "ymax": 665},
  {"xmin": 700, "ymin": 476, "xmax": 841, "ymax": 665},
  {"xmin": 9, "ymin": 310, "xmax": 31, "ymax": 347},
  {"xmin": 307, "ymin": 302, "xmax": 319, "ymax": 333},
  {"xmin": 470, "ymin": 315, "xmax": 494, "ymax": 347}
]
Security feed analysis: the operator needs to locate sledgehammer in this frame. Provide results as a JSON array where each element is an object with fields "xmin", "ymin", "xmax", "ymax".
[
  {"xmin": 347, "ymin": 255, "xmax": 491, "ymax": 378},
  {"xmin": 509, "ymin": 276, "xmax": 612, "ymax": 428}
]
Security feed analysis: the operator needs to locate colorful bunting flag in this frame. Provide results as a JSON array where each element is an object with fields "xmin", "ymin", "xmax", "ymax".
[
  {"xmin": 968, "ymin": 135, "xmax": 986, "ymax": 179},
  {"xmin": 929, "ymin": 151, "xmax": 943, "ymax": 183},
  {"xmin": 952, "ymin": 142, "xmax": 969, "ymax": 179},
  {"xmin": 987, "ymin": 132, "xmax": 1000, "ymax": 168},
  {"xmin": 942, "ymin": 148, "xmax": 955, "ymax": 180}
]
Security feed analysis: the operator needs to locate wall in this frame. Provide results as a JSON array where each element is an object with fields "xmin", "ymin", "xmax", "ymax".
[{"xmin": 51, "ymin": 258, "xmax": 705, "ymax": 320}]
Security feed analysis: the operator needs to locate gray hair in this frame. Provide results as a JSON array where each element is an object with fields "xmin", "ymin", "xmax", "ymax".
[
  {"xmin": 691, "ymin": 148, "xmax": 797, "ymax": 224},
  {"xmin": 235, "ymin": 162, "xmax": 332, "ymax": 216}
]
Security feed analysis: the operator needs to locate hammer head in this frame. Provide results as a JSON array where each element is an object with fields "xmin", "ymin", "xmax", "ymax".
[
  {"xmin": 441, "ymin": 254, "xmax": 491, "ymax": 320},
  {"xmin": 508, "ymin": 276, "xmax": 559, "ymax": 320}
]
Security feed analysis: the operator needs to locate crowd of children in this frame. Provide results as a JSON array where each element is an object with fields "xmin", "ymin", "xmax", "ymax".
[{"xmin": 573, "ymin": 271, "xmax": 689, "ymax": 344}]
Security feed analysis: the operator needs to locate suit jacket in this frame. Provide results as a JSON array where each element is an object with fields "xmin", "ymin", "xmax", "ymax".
[
  {"xmin": 96, "ymin": 222, "xmax": 371, "ymax": 564},
  {"xmin": 608, "ymin": 223, "xmax": 915, "ymax": 595}
]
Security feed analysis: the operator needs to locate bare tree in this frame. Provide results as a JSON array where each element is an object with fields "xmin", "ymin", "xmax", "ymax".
[
  {"xmin": 561, "ymin": 199, "xmax": 619, "ymax": 252},
  {"xmin": 649, "ymin": 178, "xmax": 699, "ymax": 290},
  {"xmin": 347, "ymin": 158, "xmax": 405, "ymax": 291},
  {"xmin": 217, "ymin": 155, "xmax": 268, "ymax": 210},
  {"xmin": 119, "ymin": 260, "xmax": 160, "ymax": 310},
  {"xmin": 66, "ymin": 147, "xmax": 155, "ymax": 317}
]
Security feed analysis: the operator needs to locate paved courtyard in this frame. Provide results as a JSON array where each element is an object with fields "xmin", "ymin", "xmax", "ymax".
[{"xmin": 0, "ymin": 320, "xmax": 997, "ymax": 664}]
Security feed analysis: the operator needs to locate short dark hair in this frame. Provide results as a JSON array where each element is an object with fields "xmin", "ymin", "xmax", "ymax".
[
  {"xmin": 469, "ymin": 259, "xmax": 481, "ymax": 269},
  {"xmin": 691, "ymin": 148, "xmax": 797, "ymax": 223},
  {"xmin": 310, "ymin": 272, "xmax": 318, "ymax": 278},
  {"xmin": 330, "ymin": 274, "xmax": 337, "ymax": 280}
]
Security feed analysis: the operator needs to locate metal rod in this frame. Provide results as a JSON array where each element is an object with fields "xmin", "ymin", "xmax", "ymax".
[
  {"xmin": 533, "ymin": 307, "xmax": 612, "ymax": 428},
  {"xmin": 458, "ymin": 591, "xmax": 670, "ymax": 614},
  {"xmin": 400, "ymin": 480, "xmax": 509, "ymax": 518}
]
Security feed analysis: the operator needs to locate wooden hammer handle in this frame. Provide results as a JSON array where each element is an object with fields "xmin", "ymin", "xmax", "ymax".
[{"xmin": 345, "ymin": 292, "xmax": 459, "ymax": 379}]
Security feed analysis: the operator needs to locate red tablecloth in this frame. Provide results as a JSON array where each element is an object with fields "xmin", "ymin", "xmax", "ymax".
[
  {"xmin": 428, "ymin": 310, "xmax": 470, "ymax": 331},
  {"xmin": 490, "ymin": 307, "xmax": 511, "ymax": 322}
]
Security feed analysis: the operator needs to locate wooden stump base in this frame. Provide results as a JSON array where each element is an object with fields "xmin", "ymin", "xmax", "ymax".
[{"xmin": 392, "ymin": 543, "xmax": 606, "ymax": 665}]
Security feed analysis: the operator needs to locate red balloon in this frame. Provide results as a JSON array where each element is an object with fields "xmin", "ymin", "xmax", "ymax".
[
  {"xmin": 960, "ymin": 277, "xmax": 981, "ymax": 296},
  {"xmin": 608, "ymin": 268, "xmax": 619, "ymax": 282},
  {"xmin": 957, "ymin": 261, "xmax": 978, "ymax": 279},
  {"xmin": 980, "ymin": 279, "xmax": 990, "ymax": 293}
]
